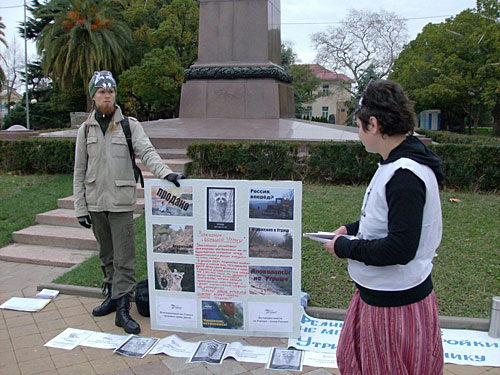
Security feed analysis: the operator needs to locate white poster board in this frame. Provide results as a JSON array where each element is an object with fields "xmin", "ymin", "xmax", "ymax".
[{"xmin": 145, "ymin": 179, "xmax": 302, "ymax": 338}]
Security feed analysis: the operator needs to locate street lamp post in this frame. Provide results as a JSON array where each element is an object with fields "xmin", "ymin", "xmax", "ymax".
[{"xmin": 24, "ymin": 0, "xmax": 30, "ymax": 130}]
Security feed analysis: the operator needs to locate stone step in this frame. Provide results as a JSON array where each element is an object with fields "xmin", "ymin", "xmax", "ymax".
[
  {"xmin": 414, "ymin": 132, "xmax": 433, "ymax": 145},
  {"xmin": 36, "ymin": 208, "xmax": 82, "ymax": 227},
  {"xmin": 12, "ymin": 224, "xmax": 98, "ymax": 250},
  {"xmin": 36, "ymin": 208, "xmax": 142, "ymax": 227},
  {"xmin": 57, "ymin": 196, "xmax": 145, "ymax": 213},
  {"xmin": 156, "ymin": 148, "xmax": 188, "ymax": 159},
  {"xmin": 0, "ymin": 243, "xmax": 97, "ymax": 268},
  {"xmin": 135, "ymin": 158, "xmax": 191, "ymax": 174}
]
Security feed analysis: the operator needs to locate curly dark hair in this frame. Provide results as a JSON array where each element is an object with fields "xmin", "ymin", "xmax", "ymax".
[{"xmin": 356, "ymin": 80, "xmax": 417, "ymax": 136}]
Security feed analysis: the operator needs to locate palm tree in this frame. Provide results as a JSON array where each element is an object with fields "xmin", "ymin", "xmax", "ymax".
[
  {"xmin": 0, "ymin": 17, "xmax": 8, "ymax": 91},
  {"xmin": 35, "ymin": 0, "xmax": 132, "ymax": 109}
]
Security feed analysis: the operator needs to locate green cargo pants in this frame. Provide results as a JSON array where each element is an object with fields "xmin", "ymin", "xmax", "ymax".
[{"xmin": 89, "ymin": 211, "xmax": 135, "ymax": 299}]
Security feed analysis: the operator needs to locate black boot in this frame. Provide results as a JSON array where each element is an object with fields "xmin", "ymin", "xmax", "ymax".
[
  {"xmin": 92, "ymin": 283, "xmax": 117, "ymax": 317},
  {"xmin": 115, "ymin": 294, "xmax": 141, "ymax": 334}
]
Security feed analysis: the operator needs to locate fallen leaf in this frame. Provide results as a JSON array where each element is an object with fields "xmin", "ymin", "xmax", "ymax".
[{"xmin": 449, "ymin": 196, "xmax": 461, "ymax": 203}]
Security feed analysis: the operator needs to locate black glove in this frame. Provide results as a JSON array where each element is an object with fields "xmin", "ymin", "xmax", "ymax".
[
  {"xmin": 165, "ymin": 173, "xmax": 186, "ymax": 188},
  {"xmin": 77, "ymin": 215, "xmax": 92, "ymax": 229}
]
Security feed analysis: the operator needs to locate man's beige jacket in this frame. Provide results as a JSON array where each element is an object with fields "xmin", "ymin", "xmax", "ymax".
[{"xmin": 73, "ymin": 106, "xmax": 172, "ymax": 217}]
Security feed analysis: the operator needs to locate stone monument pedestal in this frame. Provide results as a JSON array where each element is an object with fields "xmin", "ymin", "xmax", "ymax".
[
  {"xmin": 179, "ymin": 0, "xmax": 295, "ymax": 119},
  {"xmin": 180, "ymin": 79, "xmax": 294, "ymax": 119}
]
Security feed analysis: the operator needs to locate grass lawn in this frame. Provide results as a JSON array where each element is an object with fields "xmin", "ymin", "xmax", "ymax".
[
  {"xmin": 1, "ymin": 174, "xmax": 497, "ymax": 319},
  {"xmin": 0, "ymin": 173, "xmax": 73, "ymax": 247}
]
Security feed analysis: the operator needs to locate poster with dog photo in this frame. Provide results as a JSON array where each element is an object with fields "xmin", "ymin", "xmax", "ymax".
[
  {"xmin": 206, "ymin": 187, "xmax": 235, "ymax": 231},
  {"xmin": 201, "ymin": 300, "xmax": 244, "ymax": 330},
  {"xmin": 151, "ymin": 185, "xmax": 193, "ymax": 217},
  {"xmin": 248, "ymin": 187, "xmax": 294, "ymax": 220},
  {"xmin": 248, "ymin": 227, "xmax": 293, "ymax": 259},
  {"xmin": 152, "ymin": 224, "xmax": 193, "ymax": 254},
  {"xmin": 154, "ymin": 262, "xmax": 195, "ymax": 292},
  {"xmin": 249, "ymin": 266, "xmax": 293, "ymax": 296}
]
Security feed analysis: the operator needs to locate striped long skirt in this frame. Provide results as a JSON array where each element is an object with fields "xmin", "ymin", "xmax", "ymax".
[{"xmin": 336, "ymin": 290, "xmax": 443, "ymax": 375}]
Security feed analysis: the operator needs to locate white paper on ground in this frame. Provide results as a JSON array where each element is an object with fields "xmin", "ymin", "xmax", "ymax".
[
  {"xmin": 0, "ymin": 297, "xmax": 51, "ymax": 312},
  {"xmin": 44, "ymin": 328, "xmax": 94, "ymax": 350},
  {"xmin": 79, "ymin": 332, "xmax": 128, "ymax": 350},
  {"xmin": 149, "ymin": 335, "xmax": 198, "ymax": 357}
]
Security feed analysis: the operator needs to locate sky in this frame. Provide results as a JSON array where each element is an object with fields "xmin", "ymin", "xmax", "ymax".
[{"xmin": 1, "ymin": 0, "xmax": 478, "ymax": 69}]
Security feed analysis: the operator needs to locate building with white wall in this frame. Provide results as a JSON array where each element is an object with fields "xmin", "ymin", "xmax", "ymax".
[{"xmin": 301, "ymin": 64, "xmax": 353, "ymax": 125}]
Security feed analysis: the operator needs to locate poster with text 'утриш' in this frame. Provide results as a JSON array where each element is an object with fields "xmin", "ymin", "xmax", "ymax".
[{"xmin": 145, "ymin": 179, "xmax": 302, "ymax": 338}]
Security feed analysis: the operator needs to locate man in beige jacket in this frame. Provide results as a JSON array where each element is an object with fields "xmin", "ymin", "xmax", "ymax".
[{"xmin": 73, "ymin": 71, "xmax": 184, "ymax": 334}]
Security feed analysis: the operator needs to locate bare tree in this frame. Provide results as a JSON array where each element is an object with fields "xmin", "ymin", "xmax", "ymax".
[
  {"xmin": 311, "ymin": 9, "xmax": 408, "ymax": 93},
  {"xmin": 0, "ymin": 36, "xmax": 24, "ymax": 115},
  {"xmin": 0, "ymin": 17, "xmax": 7, "ymax": 90}
]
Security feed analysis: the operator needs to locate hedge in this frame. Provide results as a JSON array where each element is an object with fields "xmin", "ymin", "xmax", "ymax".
[
  {"xmin": 1, "ymin": 137, "xmax": 498, "ymax": 192},
  {"xmin": 429, "ymin": 144, "xmax": 500, "ymax": 192},
  {"xmin": 419, "ymin": 130, "xmax": 500, "ymax": 146},
  {"xmin": 187, "ymin": 141, "xmax": 500, "ymax": 192},
  {"xmin": 186, "ymin": 141, "xmax": 304, "ymax": 180},
  {"xmin": 0, "ymin": 138, "xmax": 75, "ymax": 174}
]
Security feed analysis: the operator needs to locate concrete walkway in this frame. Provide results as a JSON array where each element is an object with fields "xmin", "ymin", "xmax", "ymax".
[{"xmin": 1, "ymin": 260, "xmax": 498, "ymax": 375}]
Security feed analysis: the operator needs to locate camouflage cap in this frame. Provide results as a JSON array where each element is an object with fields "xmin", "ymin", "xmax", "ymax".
[{"xmin": 88, "ymin": 71, "xmax": 117, "ymax": 98}]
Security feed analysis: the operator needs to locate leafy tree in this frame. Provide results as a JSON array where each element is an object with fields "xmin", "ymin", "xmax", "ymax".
[
  {"xmin": 3, "ymin": 60, "xmax": 85, "ymax": 129},
  {"xmin": 153, "ymin": 0, "xmax": 198, "ymax": 67},
  {"xmin": 288, "ymin": 65, "xmax": 322, "ymax": 117},
  {"xmin": 35, "ymin": 0, "xmax": 132, "ymax": 109},
  {"xmin": 122, "ymin": 0, "xmax": 168, "ymax": 65},
  {"xmin": 312, "ymin": 9, "xmax": 408, "ymax": 93},
  {"xmin": 118, "ymin": 0, "xmax": 199, "ymax": 120},
  {"xmin": 118, "ymin": 47, "xmax": 184, "ymax": 120},
  {"xmin": 477, "ymin": 0, "xmax": 500, "ymax": 18},
  {"xmin": 280, "ymin": 43, "xmax": 297, "ymax": 70},
  {"xmin": 280, "ymin": 43, "xmax": 322, "ymax": 117},
  {"xmin": 389, "ymin": 8, "xmax": 500, "ymax": 136},
  {"xmin": 0, "ymin": 17, "xmax": 7, "ymax": 90}
]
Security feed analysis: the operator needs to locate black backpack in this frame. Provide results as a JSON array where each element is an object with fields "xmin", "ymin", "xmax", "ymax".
[
  {"xmin": 135, "ymin": 279, "xmax": 150, "ymax": 317},
  {"xmin": 121, "ymin": 117, "xmax": 144, "ymax": 188},
  {"xmin": 84, "ymin": 116, "xmax": 144, "ymax": 188}
]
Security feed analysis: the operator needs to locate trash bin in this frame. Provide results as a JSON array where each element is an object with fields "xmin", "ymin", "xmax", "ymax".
[{"xmin": 488, "ymin": 296, "xmax": 500, "ymax": 338}]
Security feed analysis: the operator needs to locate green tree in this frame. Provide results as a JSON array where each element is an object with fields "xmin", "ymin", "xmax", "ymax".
[
  {"xmin": 280, "ymin": 43, "xmax": 297, "ymax": 70},
  {"xmin": 119, "ymin": 0, "xmax": 198, "ymax": 120},
  {"xmin": 289, "ymin": 65, "xmax": 322, "ymax": 117},
  {"xmin": 4, "ymin": 60, "xmax": 85, "ymax": 130},
  {"xmin": 280, "ymin": 43, "xmax": 322, "ymax": 117},
  {"xmin": 123, "ymin": 0, "xmax": 169, "ymax": 65},
  {"xmin": 0, "ymin": 17, "xmax": 7, "ymax": 90},
  {"xmin": 35, "ymin": 0, "xmax": 132, "ymax": 109},
  {"xmin": 477, "ymin": 0, "xmax": 500, "ymax": 18},
  {"xmin": 118, "ymin": 47, "xmax": 184, "ymax": 120},
  {"xmin": 152, "ymin": 0, "xmax": 198, "ymax": 67},
  {"xmin": 389, "ymin": 8, "xmax": 500, "ymax": 136}
]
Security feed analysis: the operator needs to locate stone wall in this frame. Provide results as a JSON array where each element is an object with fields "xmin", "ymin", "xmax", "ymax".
[{"xmin": 70, "ymin": 112, "xmax": 89, "ymax": 128}]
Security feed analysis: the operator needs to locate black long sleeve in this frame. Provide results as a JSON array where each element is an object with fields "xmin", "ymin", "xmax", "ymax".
[
  {"xmin": 335, "ymin": 168, "xmax": 426, "ymax": 266},
  {"xmin": 344, "ymin": 221, "xmax": 359, "ymax": 235}
]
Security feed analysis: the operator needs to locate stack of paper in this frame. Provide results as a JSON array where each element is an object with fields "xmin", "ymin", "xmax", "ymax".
[
  {"xmin": 302, "ymin": 232, "xmax": 335, "ymax": 243},
  {"xmin": 303, "ymin": 232, "xmax": 357, "ymax": 243},
  {"xmin": 0, "ymin": 297, "xmax": 51, "ymax": 312},
  {"xmin": 36, "ymin": 289, "xmax": 60, "ymax": 299}
]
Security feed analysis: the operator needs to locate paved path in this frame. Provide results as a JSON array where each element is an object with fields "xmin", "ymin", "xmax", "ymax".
[{"xmin": 1, "ymin": 260, "xmax": 499, "ymax": 375}]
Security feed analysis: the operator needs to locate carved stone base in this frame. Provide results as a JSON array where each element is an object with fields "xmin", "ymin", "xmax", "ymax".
[{"xmin": 179, "ymin": 78, "xmax": 295, "ymax": 119}]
